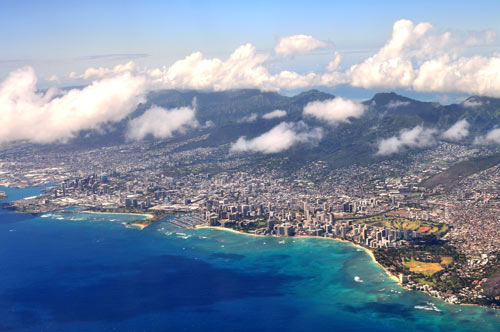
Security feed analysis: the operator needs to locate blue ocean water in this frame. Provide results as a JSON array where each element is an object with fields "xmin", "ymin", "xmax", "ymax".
[
  {"xmin": 0, "ymin": 184, "xmax": 57, "ymax": 203},
  {"xmin": 0, "ymin": 188, "xmax": 500, "ymax": 331}
]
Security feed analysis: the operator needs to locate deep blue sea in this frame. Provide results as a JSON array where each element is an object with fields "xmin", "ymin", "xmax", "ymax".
[{"xmin": 1, "ymin": 186, "xmax": 500, "ymax": 331}]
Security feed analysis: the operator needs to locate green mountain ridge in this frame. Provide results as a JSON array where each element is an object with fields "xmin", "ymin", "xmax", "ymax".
[{"xmin": 32, "ymin": 89, "xmax": 500, "ymax": 169}]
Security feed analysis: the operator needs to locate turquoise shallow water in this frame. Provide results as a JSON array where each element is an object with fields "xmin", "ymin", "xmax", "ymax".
[{"xmin": 0, "ymin": 186, "xmax": 499, "ymax": 331}]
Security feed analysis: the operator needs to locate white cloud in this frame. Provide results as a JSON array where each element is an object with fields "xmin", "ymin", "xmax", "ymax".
[
  {"xmin": 347, "ymin": 19, "xmax": 500, "ymax": 96},
  {"xmin": 463, "ymin": 99, "xmax": 483, "ymax": 108},
  {"xmin": 58, "ymin": 20, "xmax": 497, "ymax": 96},
  {"xmin": 82, "ymin": 61, "xmax": 135, "ymax": 79},
  {"xmin": 230, "ymin": 121, "xmax": 323, "ymax": 154},
  {"xmin": 275, "ymin": 34, "xmax": 332, "ymax": 57},
  {"xmin": 202, "ymin": 120, "xmax": 215, "ymax": 128},
  {"xmin": 47, "ymin": 74, "xmax": 59, "ymax": 82},
  {"xmin": 326, "ymin": 51, "xmax": 343, "ymax": 71},
  {"xmin": 348, "ymin": 19, "xmax": 433, "ymax": 89},
  {"xmin": 377, "ymin": 125, "xmax": 438, "ymax": 155},
  {"xmin": 237, "ymin": 113, "xmax": 258, "ymax": 123},
  {"xmin": 441, "ymin": 119, "xmax": 470, "ymax": 141},
  {"xmin": 148, "ymin": 43, "xmax": 345, "ymax": 91},
  {"xmin": 5, "ymin": 19, "xmax": 500, "ymax": 147},
  {"xmin": 386, "ymin": 100, "xmax": 410, "ymax": 109},
  {"xmin": 0, "ymin": 67, "xmax": 146, "ymax": 144},
  {"xmin": 126, "ymin": 104, "xmax": 198, "ymax": 141},
  {"xmin": 462, "ymin": 29, "xmax": 496, "ymax": 47},
  {"xmin": 474, "ymin": 128, "xmax": 500, "ymax": 145},
  {"xmin": 413, "ymin": 54, "xmax": 500, "ymax": 97},
  {"xmin": 303, "ymin": 97, "xmax": 365, "ymax": 125},
  {"xmin": 262, "ymin": 109, "xmax": 287, "ymax": 119}
]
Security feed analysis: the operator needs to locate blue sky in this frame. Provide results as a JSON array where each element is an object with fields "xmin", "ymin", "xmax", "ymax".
[
  {"xmin": 2, "ymin": 1, "xmax": 499, "ymax": 63},
  {"xmin": 1, "ymin": 0, "xmax": 500, "ymax": 100}
]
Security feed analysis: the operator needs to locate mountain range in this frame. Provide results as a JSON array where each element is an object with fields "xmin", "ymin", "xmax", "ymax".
[{"xmin": 44, "ymin": 89, "xmax": 500, "ymax": 169}]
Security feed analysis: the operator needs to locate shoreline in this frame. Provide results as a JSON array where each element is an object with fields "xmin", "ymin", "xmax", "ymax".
[
  {"xmin": 81, "ymin": 210, "xmax": 154, "ymax": 220},
  {"xmin": 6, "ymin": 206, "xmax": 494, "ymax": 309},
  {"xmin": 129, "ymin": 223, "xmax": 148, "ymax": 230},
  {"xmin": 196, "ymin": 225, "xmax": 401, "ymax": 284},
  {"xmin": 195, "ymin": 225, "xmax": 266, "ymax": 237},
  {"xmin": 297, "ymin": 235, "xmax": 402, "ymax": 285},
  {"xmin": 196, "ymin": 226, "xmax": 498, "ymax": 309}
]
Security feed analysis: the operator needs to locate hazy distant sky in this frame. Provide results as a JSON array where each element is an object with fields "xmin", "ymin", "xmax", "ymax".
[
  {"xmin": 1, "ymin": 1, "xmax": 498, "ymax": 71},
  {"xmin": 2, "ymin": 0, "xmax": 500, "ymax": 101}
]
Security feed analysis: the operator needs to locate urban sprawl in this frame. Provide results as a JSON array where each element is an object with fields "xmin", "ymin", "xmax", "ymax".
[{"xmin": 1, "ymin": 140, "xmax": 500, "ymax": 308}]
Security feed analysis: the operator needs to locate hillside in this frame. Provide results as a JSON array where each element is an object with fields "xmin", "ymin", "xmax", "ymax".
[
  {"xmin": 422, "ymin": 154, "xmax": 500, "ymax": 190},
  {"xmin": 29, "ymin": 89, "xmax": 500, "ymax": 170}
]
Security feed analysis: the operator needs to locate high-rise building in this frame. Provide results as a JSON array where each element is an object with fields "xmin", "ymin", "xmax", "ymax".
[
  {"xmin": 343, "ymin": 203, "xmax": 353, "ymax": 213},
  {"xmin": 328, "ymin": 213, "xmax": 335, "ymax": 224},
  {"xmin": 362, "ymin": 228, "xmax": 368, "ymax": 240},
  {"xmin": 306, "ymin": 209, "xmax": 311, "ymax": 223}
]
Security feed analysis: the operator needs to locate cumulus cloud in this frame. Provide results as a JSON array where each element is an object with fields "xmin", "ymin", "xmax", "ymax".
[
  {"xmin": 474, "ymin": 128, "xmax": 500, "ymax": 145},
  {"xmin": 386, "ymin": 100, "xmax": 410, "ymax": 109},
  {"xmin": 347, "ymin": 19, "xmax": 500, "ymax": 96},
  {"xmin": 303, "ymin": 97, "xmax": 365, "ymax": 125},
  {"xmin": 413, "ymin": 54, "xmax": 500, "ymax": 96},
  {"xmin": 126, "ymin": 103, "xmax": 198, "ymax": 140},
  {"xmin": 5, "ymin": 19, "xmax": 500, "ymax": 151},
  {"xmin": 237, "ymin": 113, "xmax": 258, "ymax": 123},
  {"xmin": 59, "ymin": 20, "xmax": 498, "ymax": 96},
  {"xmin": 13, "ymin": 16, "xmax": 498, "ymax": 102},
  {"xmin": 82, "ymin": 61, "xmax": 135, "ymax": 79},
  {"xmin": 262, "ymin": 109, "xmax": 287, "ymax": 119},
  {"xmin": 348, "ymin": 20, "xmax": 433, "ymax": 89},
  {"xmin": 0, "ymin": 67, "xmax": 146, "ymax": 144},
  {"xmin": 441, "ymin": 119, "xmax": 470, "ymax": 141},
  {"xmin": 147, "ymin": 43, "xmax": 345, "ymax": 91},
  {"xmin": 326, "ymin": 51, "xmax": 343, "ymax": 71},
  {"xmin": 230, "ymin": 121, "xmax": 323, "ymax": 154},
  {"xmin": 377, "ymin": 125, "xmax": 438, "ymax": 155},
  {"xmin": 275, "ymin": 34, "xmax": 332, "ymax": 57}
]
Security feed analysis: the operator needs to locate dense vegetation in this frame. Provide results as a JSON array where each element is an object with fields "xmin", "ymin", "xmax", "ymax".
[{"xmin": 375, "ymin": 243, "xmax": 468, "ymax": 292}]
